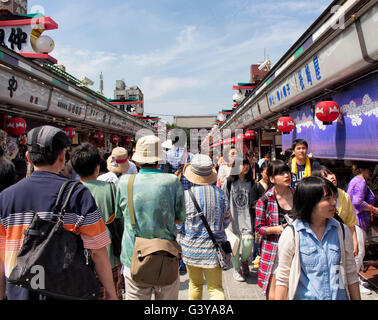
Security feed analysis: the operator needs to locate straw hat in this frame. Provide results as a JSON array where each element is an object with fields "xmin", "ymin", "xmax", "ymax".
[
  {"xmin": 132, "ymin": 135, "xmax": 166, "ymax": 164},
  {"xmin": 183, "ymin": 154, "xmax": 217, "ymax": 185},
  {"xmin": 107, "ymin": 147, "xmax": 130, "ymax": 174}
]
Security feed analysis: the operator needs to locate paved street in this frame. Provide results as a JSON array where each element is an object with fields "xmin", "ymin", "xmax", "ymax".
[{"xmin": 178, "ymin": 264, "xmax": 378, "ymax": 300}]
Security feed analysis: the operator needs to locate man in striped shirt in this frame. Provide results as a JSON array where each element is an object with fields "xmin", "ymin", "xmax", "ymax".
[{"xmin": 0, "ymin": 126, "xmax": 117, "ymax": 300}]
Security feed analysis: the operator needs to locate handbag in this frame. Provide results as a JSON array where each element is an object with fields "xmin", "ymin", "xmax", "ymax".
[
  {"xmin": 105, "ymin": 182, "xmax": 123, "ymax": 258},
  {"xmin": 127, "ymin": 175, "xmax": 182, "ymax": 286},
  {"xmin": 188, "ymin": 189, "xmax": 232, "ymax": 271},
  {"xmin": 8, "ymin": 180, "xmax": 101, "ymax": 300}
]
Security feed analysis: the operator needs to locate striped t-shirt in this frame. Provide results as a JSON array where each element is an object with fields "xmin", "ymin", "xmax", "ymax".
[{"xmin": 0, "ymin": 171, "xmax": 110, "ymax": 281}]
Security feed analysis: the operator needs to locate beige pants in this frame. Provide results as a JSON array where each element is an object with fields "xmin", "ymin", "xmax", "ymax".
[{"xmin": 123, "ymin": 266, "xmax": 180, "ymax": 300}]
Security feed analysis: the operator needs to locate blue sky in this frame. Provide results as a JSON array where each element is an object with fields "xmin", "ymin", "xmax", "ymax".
[{"xmin": 28, "ymin": 0, "xmax": 332, "ymax": 124}]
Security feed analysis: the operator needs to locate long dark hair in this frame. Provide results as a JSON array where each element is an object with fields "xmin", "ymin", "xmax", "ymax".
[
  {"xmin": 230, "ymin": 156, "xmax": 252, "ymax": 183},
  {"xmin": 266, "ymin": 159, "xmax": 291, "ymax": 179},
  {"xmin": 294, "ymin": 176, "xmax": 337, "ymax": 223}
]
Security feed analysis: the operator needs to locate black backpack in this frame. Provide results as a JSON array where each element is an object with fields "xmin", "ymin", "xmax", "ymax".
[{"xmin": 8, "ymin": 180, "xmax": 101, "ymax": 300}]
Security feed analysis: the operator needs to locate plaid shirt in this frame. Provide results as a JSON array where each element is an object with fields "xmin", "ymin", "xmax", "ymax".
[
  {"xmin": 165, "ymin": 147, "xmax": 194, "ymax": 190},
  {"xmin": 255, "ymin": 187, "xmax": 294, "ymax": 295}
]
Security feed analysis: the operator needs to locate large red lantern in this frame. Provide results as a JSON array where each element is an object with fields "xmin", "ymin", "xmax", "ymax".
[
  {"xmin": 93, "ymin": 131, "xmax": 104, "ymax": 143},
  {"xmin": 315, "ymin": 101, "xmax": 340, "ymax": 125},
  {"xmin": 110, "ymin": 134, "xmax": 120, "ymax": 145},
  {"xmin": 277, "ymin": 116, "xmax": 295, "ymax": 134},
  {"xmin": 123, "ymin": 136, "xmax": 132, "ymax": 145},
  {"xmin": 63, "ymin": 127, "xmax": 76, "ymax": 140},
  {"xmin": 245, "ymin": 130, "xmax": 256, "ymax": 140},
  {"xmin": 6, "ymin": 117, "xmax": 26, "ymax": 136},
  {"xmin": 236, "ymin": 133, "xmax": 246, "ymax": 142}
]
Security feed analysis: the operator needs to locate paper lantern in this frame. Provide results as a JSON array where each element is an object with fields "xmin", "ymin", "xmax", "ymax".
[
  {"xmin": 6, "ymin": 117, "xmax": 26, "ymax": 136},
  {"xmin": 35, "ymin": 35, "xmax": 55, "ymax": 54},
  {"xmin": 110, "ymin": 134, "xmax": 120, "ymax": 145},
  {"xmin": 245, "ymin": 130, "xmax": 256, "ymax": 140},
  {"xmin": 123, "ymin": 136, "xmax": 132, "ymax": 145},
  {"xmin": 277, "ymin": 117, "xmax": 295, "ymax": 134},
  {"xmin": 63, "ymin": 127, "xmax": 76, "ymax": 140},
  {"xmin": 315, "ymin": 101, "xmax": 340, "ymax": 125},
  {"xmin": 236, "ymin": 133, "xmax": 246, "ymax": 142},
  {"xmin": 93, "ymin": 131, "xmax": 104, "ymax": 143}
]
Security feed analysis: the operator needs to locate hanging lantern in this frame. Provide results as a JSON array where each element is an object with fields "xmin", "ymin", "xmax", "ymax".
[
  {"xmin": 315, "ymin": 101, "xmax": 340, "ymax": 125},
  {"xmin": 277, "ymin": 116, "xmax": 295, "ymax": 134},
  {"xmin": 6, "ymin": 117, "xmax": 26, "ymax": 136},
  {"xmin": 63, "ymin": 127, "xmax": 76, "ymax": 140},
  {"xmin": 123, "ymin": 136, "xmax": 132, "ymax": 145},
  {"xmin": 245, "ymin": 130, "xmax": 256, "ymax": 140},
  {"xmin": 110, "ymin": 134, "xmax": 120, "ymax": 145},
  {"xmin": 230, "ymin": 137, "xmax": 236, "ymax": 144},
  {"xmin": 236, "ymin": 133, "xmax": 246, "ymax": 142},
  {"xmin": 93, "ymin": 131, "xmax": 104, "ymax": 143}
]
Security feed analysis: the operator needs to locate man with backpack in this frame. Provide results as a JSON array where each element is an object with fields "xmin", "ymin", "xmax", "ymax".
[
  {"xmin": 70, "ymin": 142, "xmax": 124, "ymax": 300},
  {"xmin": 0, "ymin": 126, "xmax": 117, "ymax": 300}
]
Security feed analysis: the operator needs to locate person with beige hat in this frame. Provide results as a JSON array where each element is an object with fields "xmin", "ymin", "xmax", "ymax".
[
  {"xmin": 97, "ymin": 147, "xmax": 138, "ymax": 184},
  {"xmin": 115, "ymin": 135, "xmax": 186, "ymax": 300},
  {"xmin": 178, "ymin": 154, "xmax": 231, "ymax": 300}
]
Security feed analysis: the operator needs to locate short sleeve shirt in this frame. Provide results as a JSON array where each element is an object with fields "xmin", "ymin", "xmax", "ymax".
[
  {"xmin": 115, "ymin": 169, "xmax": 186, "ymax": 267},
  {"xmin": 0, "ymin": 171, "xmax": 110, "ymax": 279}
]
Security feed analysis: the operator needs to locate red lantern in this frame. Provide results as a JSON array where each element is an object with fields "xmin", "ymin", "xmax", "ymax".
[
  {"xmin": 124, "ymin": 136, "xmax": 132, "ymax": 145},
  {"xmin": 230, "ymin": 137, "xmax": 236, "ymax": 144},
  {"xmin": 110, "ymin": 134, "xmax": 120, "ymax": 145},
  {"xmin": 6, "ymin": 117, "xmax": 26, "ymax": 136},
  {"xmin": 315, "ymin": 101, "xmax": 340, "ymax": 125},
  {"xmin": 63, "ymin": 127, "xmax": 76, "ymax": 140},
  {"xmin": 245, "ymin": 130, "xmax": 255, "ymax": 140},
  {"xmin": 93, "ymin": 131, "xmax": 104, "ymax": 143},
  {"xmin": 236, "ymin": 133, "xmax": 246, "ymax": 142},
  {"xmin": 277, "ymin": 116, "xmax": 295, "ymax": 134}
]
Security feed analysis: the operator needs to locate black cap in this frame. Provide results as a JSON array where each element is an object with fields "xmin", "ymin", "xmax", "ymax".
[{"xmin": 27, "ymin": 126, "xmax": 71, "ymax": 154}]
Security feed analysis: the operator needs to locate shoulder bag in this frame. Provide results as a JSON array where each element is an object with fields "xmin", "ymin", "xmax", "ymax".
[
  {"xmin": 105, "ymin": 182, "xmax": 123, "ymax": 258},
  {"xmin": 8, "ymin": 180, "xmax": 101, "ymax": 300},
  {"xmin": 188, "ymin": 188, "xmax": 232, "ymax": 271},
  {"xmin": 128, "ymin": 175, "xmax": 182, "ymax": 286}
]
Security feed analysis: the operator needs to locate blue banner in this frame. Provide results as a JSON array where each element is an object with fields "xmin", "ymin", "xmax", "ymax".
[{"xmin": 282, "ymin": 73, "xmax": 378, "ymax": 161}]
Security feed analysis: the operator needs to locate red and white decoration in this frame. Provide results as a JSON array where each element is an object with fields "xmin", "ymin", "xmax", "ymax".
[
  {"xmin": 245, "ymin": 130, "xmax": 256, "ymax": 140},
  {"xmin": 277, "ymin": 116, "xmax": 295, "ymax": 134},
  {"xmin": 110, "ymin": 134, "xmax": 120, "ymax": 145},
  {"xmin": 93, "ymin": 131, "xmax": 104, "ymax": 143},
  {"xmin": 6, "ymin": 117, "xmax": 26, "ymax": 136},
  {"xmin": 315, "ymin": 101, "xmax": 340, "ymax": 125},
  {"xmin": 63, "ymin": 127, "xmax": 76, "ymax": 140}
]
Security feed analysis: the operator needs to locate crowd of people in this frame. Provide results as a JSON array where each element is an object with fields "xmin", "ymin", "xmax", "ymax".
[{"xmin": 0, "ymin": 125, "xmax": 377, "ymax": 301}]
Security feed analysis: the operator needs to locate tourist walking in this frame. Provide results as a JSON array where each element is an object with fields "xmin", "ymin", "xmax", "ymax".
[
  {"xmin": 97, "ymin": 147, "xmax": 138, "ymax": 184},
  {"xmin": 275, "ymin": 177, "xmax": 361, "ymax": 300},
  {"xmin": 312, "ymin": 166, "xmax": 359, "ymax": 257},
  {"xmin": 179, "ymin": 154, "xmax": 231, "ymax": 299},
  {"xmin": 347, "ymin": 161, "xmax": 378, "ymax": 295},
  {"xmin": 255, "ymin": 160, "xmax": 294, "ymax": 300},
  {"xmin": 115, "ymin": 135, "xmax": 186, "ymax": 300},
  {"xmin": 70, "ymin": 143, "xmax": 124, "ymax": 300},
  {"xmin": 222, "ymin": 156, "xmax": 254, "ymax": 282},
  {"xmin": 0, "ymin": 126, "xmax": 117, "ymax": 300},
  {"xmin": 290, "ymin": 139, "xmax": 320, "ymax": 189}
]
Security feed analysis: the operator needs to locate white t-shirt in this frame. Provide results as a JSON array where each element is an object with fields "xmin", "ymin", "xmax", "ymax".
[{"xmin": 97, "ymin": 161, "xmax": 138, "ymax": 184}]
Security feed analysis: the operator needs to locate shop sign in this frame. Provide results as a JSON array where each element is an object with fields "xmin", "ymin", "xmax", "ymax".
[
  {"xmin": 85, "ymin": 104, "xmax": 110, "ymax": 127},
  {"xmin": 0, "ymin": 68, "xmax": 49, "ymax": 111},
  {"xmin": 49, "ymin": 90, "xmax": 86, "ymax": 120}
]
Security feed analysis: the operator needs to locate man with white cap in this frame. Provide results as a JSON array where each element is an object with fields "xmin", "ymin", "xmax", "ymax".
[
  {"xmin": 97, "ymin": 147, "xmax": 137, "ymax": 184},
  {"xmin": 115, "ymin": 135, "xmax": 186, "ymax": 300}
]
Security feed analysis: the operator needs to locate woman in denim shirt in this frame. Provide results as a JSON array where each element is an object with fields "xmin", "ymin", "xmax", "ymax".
[{"xmin": 275, "ymin": 177, "xmax": 360, "ymax": 300}]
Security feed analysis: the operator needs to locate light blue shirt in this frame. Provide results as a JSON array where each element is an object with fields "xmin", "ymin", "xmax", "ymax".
[{"xmin": 294, "ymin": 218, "xmax": 348, "ymax": 300}]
